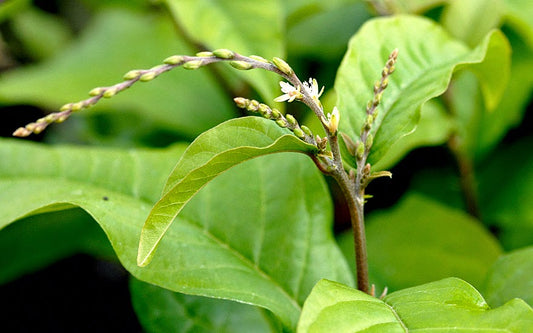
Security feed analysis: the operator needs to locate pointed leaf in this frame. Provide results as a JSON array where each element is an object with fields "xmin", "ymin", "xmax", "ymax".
[
  {"xmin": 0, "ymin": 138, "xmax": 351, "ymax": 330},
  {"xmin": 137, "ymin": 117, "xmax": 317, "ymax": 267},
  {"xmin": 298, "ymin": 278, "xmax": 533, "ymax": 332},
  {"xmin": 335, "ymin": 15, "xmax": 510, "ymax": 167}
]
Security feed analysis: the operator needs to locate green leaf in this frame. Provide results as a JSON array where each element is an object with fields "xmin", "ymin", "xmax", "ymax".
[
  {"xmin": 0, "ymin": 138, "xmax": 350, "ymax": 330},
  {"xmin": 130, "ymin": 278, "xmax": 275, "ymax": 333},
  {"xmin": 298, "ymin": 278, "xmax": 533, "ymax": 332},
  {"xmin": 339, "ymin": 194, "xmax": 502, "ymax": 292},
  {"xmin": 482, "ymin": 246, "xmax": 533, "ymax": 308},
  {"xmin": 369, "ymin": 0, "xmax": 447, "ymax": 14},
  {"xmin": 0, "ymin": 9, "xmax": 235, "ymax": 138},
  {"xmin": 164, "ymin": 0, "xmax": 284, "ymax": 102},
  {"xmin": 441, "ymin": 0, "xmax": 503, "ymax": 47},
  {"xmin": 137, "ymin": 117, "xmax": 317, "ymax": 267},
  {"xmin": 335, "ymin": 15, "xmax": 510, "ymax": 167}
]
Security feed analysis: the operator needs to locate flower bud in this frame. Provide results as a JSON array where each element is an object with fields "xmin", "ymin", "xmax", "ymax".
[
  {"xmin": 328, "ymin": 107, "xmax": 340, "ymax": 134},
  {"xmin": 71, "ymin": 102, "xmax": 84, "ymax": 111},
  {"xmin": 276, "ymin": 119, "xmax": 287, "ymax": 128},
  {"xmin": 246, "ymin": 99, "xmax": 260, "ymax": 111},
  {"xmin": 272, "ymin": 57, "xmax": 294, "ymax": 75},
  {"xmin": 229, "ymin": 61, "xmax": 253, "ymax": 70},
  {"xmin": 13, "ymin": 127, "xmax": 30, "ymax": 137},
  {"xmin": 365, "ymin": 134, "xmax": 374, "ymax": 151},
  {"xmin": 285, "ymin": 114, "xmax": 297, "ymax": 126},
  {"xmin": 163, "ymin": 55, "xmax": 184, "ymax": 65},
  {"xmin": 140, "ymin": 71, "xmax": 157, "ymax": 82},
  {"xmin": 213, "ymin": 49, "xmax": 234, "ymax": 59},
  {"xmin": 356, "ymin": 143, "xmax": 365, "ymax": 160},
  {"xmin": 103, "ymin": 87, "xmax": 118, "ymax": 98},
  {"xmin": 233, "ymin": 97, "xmax": 249, "ymax": 108},
  {"xmin": 271, "ymin": 109, "xmax": 281, "ymax": 119},
  {"xmin": 123, "ymin": 70, "xmax": 141, "ymax": 80},
  {"xmin": 89, "ymin": 87, "xmax": 105, "ymax": 96},
  {"xmin": 183, "ymin": 60, "xmax": 203, "ymax": 70},
  {"xmin": 60, "ymin": 103, "xmax": 73, "ymax": 111},
  {"xmin": 301, "ymin": 125, "xmax": 312, "ymax": 136},
  {"xmin": 293, "ymin": 128, "xmax": 305, "ymax": 139}
]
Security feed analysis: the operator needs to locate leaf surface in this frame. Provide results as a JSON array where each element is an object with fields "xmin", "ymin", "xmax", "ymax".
[
  {"xmin": 137, "ymin": 117, "xmax": 317, "ymax": 267},
  {"xmin": 298, "ymin": 278, "xmax": 533, "ymax": 332},
  {"xmin": 335, "ymin": 15, "xmax": 510, "ymax": 167},
  {"xmin": 0, "ymin": 138, "xmax": 350, "ymax": 330}
]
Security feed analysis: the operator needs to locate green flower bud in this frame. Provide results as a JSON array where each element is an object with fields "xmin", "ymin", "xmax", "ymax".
[
  {"xmin": 44, "ymin": 114, "xmax": 57, "ymax": 122},
  {"xmin": 229, "ymin": 61, "xmax": 253, "ymax": 70},
  {"xmin": 213, "ymin": 49, "xmax": 234, "ymax": 59},
  {"xmin": 163, "ymin": 55, "xmax": 185, "ymax": 65},
  {"xmin": 89, "ymin": 87, "xmax": 105, "ymax": 96},
  {"xmin": 364, "ymin": 114, "xmax": 373, "ymax": 130},
  {"xmin": 249, "ymin": 55, "xmax": 269, "ymax": 63},
  {"xmin": 356, "ymin": 143, "xmax": 365, "ymax": 160},
  {"xmin": 293, "ymin": 128, "xmax": 305, "ymax": 139},
  {"xmin": 271, "ymin": 109, "xmax": 281, "ymax": 119},
  {"xmin": 183, "ymin": 60, "xmax": 203, "ymax": 70},
  {"xmin": 246, "ymin": 99, "xmax": 260, "ymax": 111},
  {"xmin": 56, "ymin": 114, "xmax": 69, "ymax": 123},
  {"xmin": 301, "ymin": 125, "xmax": 312, "ymax": 136},
  {"xmin": 103, "ymin": 87, "xmax": 118, "ymax": 98},
  {"xmin": 60, "ymin": 103, "xmax": 73, "ymax": 111},
  {"xmin": 365, "ymin": 134, "xmax": 374, "ymax": 151},
  {"xmin": 258, "ymin": 103, "xmax": 270, "ymax": 117},
  {"xmin": 13, "ymin": 127, "xmax": 30, "ymax": 137},
  {"xmin": 140, "ymin": 71, "xmax": 157, "ymax": 82},
  {"xmin": 285, "ymin": 114, "xmax": 297, "ymax": 126},
  {"xmin": 276, "ymin": 119, "xmax": 287, "ymax": 128},
  {"xmin": 196, "ymin": 51, "xmax": 213, "ymax": 57},
  {"xmin": 272, "ymin": 57, "xmax": 294, "ymax": 75},
  {"xmin": 123, "ymin": 70, "xmax": 141, "ymax": 80},
  {"xmin": 71, "ymin": 102, "xmax": 84, "ymax": 111},
  {"xmin": 233, "ymin": 97, "xmax": 249, "ymax": 108}
]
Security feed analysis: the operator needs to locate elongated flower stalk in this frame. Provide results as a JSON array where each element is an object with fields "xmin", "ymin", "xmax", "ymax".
[{"xmin": 12, "ymin": 47, "xmax": 398, "ymax": 296}]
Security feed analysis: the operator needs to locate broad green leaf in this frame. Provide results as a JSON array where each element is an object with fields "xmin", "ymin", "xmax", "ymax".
[
  {"xmin": 0, "ymin": 208, "xmax": 112, "ymax": 284},
  {"xmin": 130, "ymin": 278, "xmax": 274, "ymax": 333},
  {"xmin": 442, "ymin": 0, "xmax": 503, "ymax": 47},
  {"xmin": 335, "ymin": 15, "xmax": 510, "ymax": 167},
  {"xmin": 137, "ymin": 117, "xmax": 317, "ymax": 267},
  {"xmin": 0, "ymin": 9, "xmax": 235, "ymax": 138},
  {"xmin": 482, "ymin": 246, "xmax": 533, "ymax": 307},
  {"xmin": 0, "ymin": 138, "xmax": 351, "ymax": 329},
  {"xmin": 164, "ymin": 0, "xmax": 283, "ymax": 102},
  {"xmin": 339, "ymin": 194, "xmax": 502, "ymax": 292},
  {"xmin": 298, "ymin": 277, "xmax": 533, "ymax": 332},
  {"xmin": 479, "ymin": 136, "xmax": 533, "ymax": 250}
]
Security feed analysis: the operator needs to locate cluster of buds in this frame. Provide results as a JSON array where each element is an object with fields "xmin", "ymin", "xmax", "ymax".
[
  {"xmin": 233, "ymin": 97, "xmax": 322, "ymax": 149},
  {"xmin": 12, "ymin": 48, "xmax": 297, "ymax": 137}
]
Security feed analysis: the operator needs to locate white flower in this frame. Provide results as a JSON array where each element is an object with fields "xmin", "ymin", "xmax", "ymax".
[
  {"xmin": 325, "ymin": 106, "xmax": 340, "ymax": 133},
  {"xmin": 303, "ymin": 78, "xmax": 324, "ymax": 102},
  {"xmin": 274, "ymin": 81, "xmax": 302, "ymax": 103}
]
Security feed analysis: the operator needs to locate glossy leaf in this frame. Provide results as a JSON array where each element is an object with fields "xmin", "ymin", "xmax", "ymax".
[
  {"xmin": 0, "ymin": 9, "xmax": 235, "ymax": 138},
  {"xmin": 0, "ymin": 138, "xmax": 351, "ymax": 330},
  {"xmin": 137, "ymin": 117, "xmax": 317, "ymax": 267},
  {"xmin": 298, "ymin": 277, "xmax": 533, "ymax": 332},
  {"xmin": 164, "ymin": 0, "xmax": 283, "ymax": 102},
  {"xmin": 339, "ymin": 194, "xmax": 502, "ymax": 292},
  {"xmin": 130, "ymin": 278, "xmax": 274, "ymax": 333},
  {"xmin": 482, "ymin": 246, "xmax": 533, "ymax": 307},
  {"xmin": 335, "ymin": 15, "xmax": 510, "ymax": 167}
]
